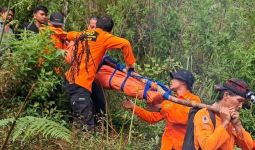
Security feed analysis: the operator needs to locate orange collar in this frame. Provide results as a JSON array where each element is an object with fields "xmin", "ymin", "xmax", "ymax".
[{"xmin": 176, "ymin": 90, "xmax": 192, "ymax": 99}]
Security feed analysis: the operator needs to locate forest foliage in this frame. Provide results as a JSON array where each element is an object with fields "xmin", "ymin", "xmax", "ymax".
[{"xmin": 0, "ymin": 0, "xmax": 255, "ymax": 149}]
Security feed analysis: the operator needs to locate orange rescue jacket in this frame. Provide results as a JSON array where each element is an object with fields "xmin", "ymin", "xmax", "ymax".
[
  {"xmin": 38, "ymin": 26, "xmax": 68, "ymax": 75},
  {"xmin": 65, "ymin": 28, "xmax": 136, "ymax": 92},
  {"xmin": 40, "ymin": 25, "xmax": 68, "ymax": 49},
  {"xmin": 48, "ymin": 26, "xmax": 67, "ymax": 49},
  {"xmin": 194, "ymin": 108, "xmax": 253, "ymax": 150},
  {"xmin": 133, "ymin": 91, "xmax": 201, "ymax": 150}
]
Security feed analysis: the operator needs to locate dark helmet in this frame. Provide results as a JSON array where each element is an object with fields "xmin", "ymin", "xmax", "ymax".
[
  {"xmin": 170, "ymin": 69, "xmax": 195, "ymax": 91},
  {"xmin": 50, "ymin": 12, "xmax": 64, "ymax": 26},
  {"xmin": 215, "ymin": 78, "xmax": 249, "ymax": 98}
]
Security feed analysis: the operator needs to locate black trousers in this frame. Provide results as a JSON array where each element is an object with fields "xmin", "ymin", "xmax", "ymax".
[
  {"xmin": 91, "ymin": 80, "xmax": 106, "ymax": 122},
  {"xmin": 65, "ymin": 80, "xmax": 106, "ymax": 131}
]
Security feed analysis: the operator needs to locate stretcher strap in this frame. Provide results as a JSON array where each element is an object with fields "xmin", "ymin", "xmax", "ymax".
[
  {"xmin": 163, "ymin": 92, "xmax": 171, "ymax": 100},
  {"xmin": 120, "ymin": 69, "xmax": 133, "ymax": 91},
  {"xmin": 143, "ymin": 80, "xmax": 153, "ymax": 100},
  {"xmin": 104, "ymin": 55, "xmax": 118, "ymax": 64},
  {"xmin": 109, "ymin": 63, "xmax": 122, "ymax": 89},
  {"xmin": 157, "ymin": 81, "xmax": 172, "ymax": 99},
  {"xmin": 98, "ymin": 56, "xmax": 115, "ymax": 72},
  {"xmin": 97, "ymin": 59, "xmax": 105, "ymax": 71},
  {"xmin": 157, "ymin": 81, "xmax": 171, "ymax": 93},
  {"xmin": 132, "ymin": 74, "xmax": 148, "ymax": 80}
]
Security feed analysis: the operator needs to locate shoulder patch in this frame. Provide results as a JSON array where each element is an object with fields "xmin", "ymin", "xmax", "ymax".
[{"xmin": 202, "ymin": 115, "xmax": 209, "ymax": 124}]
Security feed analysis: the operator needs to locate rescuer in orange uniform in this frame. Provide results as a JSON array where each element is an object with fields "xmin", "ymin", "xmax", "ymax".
[
  {"xmin": 47, "ymin": 12, "xmax": 68, "ymax": 50},
  {"xmin": 194, "ymin": 78, "xmax": 253, "ymax": 150},
  {"xmin": 65, "ymin": 16, "xmax": 136, "ymax": 131},
  {"xmin": 38, "ymin": 12, "xmax": 67, "ymax": 74},
  {"xmin": 122, "ymin": 70, "xmax": 201, "ymax": 150}
]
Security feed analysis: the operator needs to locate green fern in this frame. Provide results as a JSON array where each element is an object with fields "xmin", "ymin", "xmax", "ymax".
[
  {"xmin": 0, "ymin": 116, "xmax": 72, "ymax": 143},
  {"xmin": 0, "ymin": 118, "xmax": 14, "ymax": 126}
]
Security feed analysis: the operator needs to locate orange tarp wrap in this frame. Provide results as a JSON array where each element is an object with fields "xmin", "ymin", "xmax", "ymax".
[{"xmin": 95, "ymin": 65, "xmax": 164, "ymax": 103}]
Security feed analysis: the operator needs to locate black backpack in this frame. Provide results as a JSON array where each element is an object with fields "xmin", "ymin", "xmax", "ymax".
[{"xmin": 182, "ymin": 107, "xmax": 216, "ymax": 150}]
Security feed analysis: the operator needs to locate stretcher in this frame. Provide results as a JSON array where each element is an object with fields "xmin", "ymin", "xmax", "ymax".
[{"xmin": 95, "ymin": 56, "xmax": 171, "ymax": 103}]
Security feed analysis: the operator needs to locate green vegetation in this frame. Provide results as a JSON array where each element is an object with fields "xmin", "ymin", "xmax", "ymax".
[{"xmin": 0, "ymin": 0, "xmax": 254, "ymax": 149}]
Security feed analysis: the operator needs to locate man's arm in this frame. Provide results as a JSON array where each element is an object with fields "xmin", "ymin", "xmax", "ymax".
[
  {"xmin": 230, "ymin": 109, "xmax": 253, "ymax": 150},
  {"xmin": 122, "ymin": 100, "xmax": 163, "ymax": 124},
  {"xmin": 66, "ymin": 31, "xmax": 82, "ymax": 41},
  {"xmin": 104, "ymin": 35, "xmax": 136, "ymax": 67},
  {"xmin": 234, "ymin": 127, "xmax": 253, "ymax": 150}
]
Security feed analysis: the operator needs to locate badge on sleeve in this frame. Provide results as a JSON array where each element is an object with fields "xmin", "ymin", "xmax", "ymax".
[{"xmin": 202, "ymin": 115, "xmax": 209, "ymax": 124}]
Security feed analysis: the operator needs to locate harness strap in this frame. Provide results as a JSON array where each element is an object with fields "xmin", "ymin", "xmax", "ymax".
[
  {"xmin": 109, "ymin": 64, "xmax": 121, "ymax": 88},
  {"xmin": 120, "ymin": 69, "xmax": 133, "ymax": 91},
  {"xmin": 143, "ymin": 80, "xmax": 153, "ymax": 100}
]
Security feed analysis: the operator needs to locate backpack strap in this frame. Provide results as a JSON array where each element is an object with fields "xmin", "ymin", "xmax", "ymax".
[
  {"xmin": 208, "ymin": 110, "xmax": 216, "ymax": 128},
  {"xmin": 182, "ymin": 108, "xmax": 216, "ymax": 150},
  {"xmin": 182, "ymin": 107, "xmax": 200, "ymax": 150}
]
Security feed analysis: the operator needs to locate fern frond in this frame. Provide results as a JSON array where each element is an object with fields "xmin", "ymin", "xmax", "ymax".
[
  {"xmin": 12, "ymin": 116, "xmax": 30, "ymax": 141},
  {"xmin": 0, "ymin": 116, "xmax": 72, "ymax": 143},
  {"xmin": 0, "ymin": 118, "xmax": 14, "ymax": 127}
]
